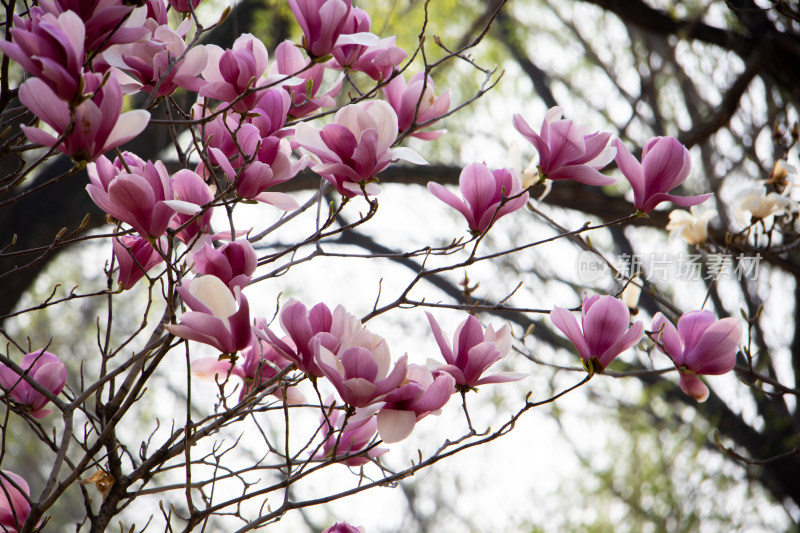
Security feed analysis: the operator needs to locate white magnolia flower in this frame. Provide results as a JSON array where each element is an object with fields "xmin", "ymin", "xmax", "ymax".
[
  {"xmin": 666, "ymin": 205, "xmax": 718, "ymax": 244},
  {"xmin": 733, "ymin": 186, "xmax": 796, "ymax": 226}
]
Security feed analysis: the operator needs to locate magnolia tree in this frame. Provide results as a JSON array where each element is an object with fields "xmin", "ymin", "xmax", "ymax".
[{"xmin": 0, "ymin": 0, "xmax": 796, "ymax": 531}]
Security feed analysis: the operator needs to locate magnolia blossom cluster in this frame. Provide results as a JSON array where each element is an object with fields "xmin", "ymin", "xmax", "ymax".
[
  {"xmin": 550, "ymin": 294, "xmax": 742, "ymax": 401},
  {"xmin": 21, "ymin": 0, "xmax": 438, "ymax": 288},
  {"xmin": 431, "ymin": 107, "xmax": 714, "ymax": 236},
  {"xmin": 13, "ymin": 0, "xmax": 507, "ymax": 463},
  {"xmin": 514, "ymin": 108, "xmax": 710, "ymax": 212},
  {"xmin": 6, "ymin": 0, "xmax": 447, "ymax": 174},
  {"xmin": 665, "ymin": 160, "xmax": 800, "ymax": 246},
  {"xmin": 2, "ymin": 3, "xmax": 152, "ymax": 162},
  {"xmin": 251, "ymin": 300, "xmax": 520, "ymax": 444},
  {"xmin": 173, "ymin": 294, "xmax": 518, "ymax": 450},
  {"xmin": 2, "ymin": 0, "xmax": 746, "ymax": 528}
]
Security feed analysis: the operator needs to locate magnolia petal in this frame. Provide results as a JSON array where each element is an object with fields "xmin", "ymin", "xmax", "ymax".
[
  {"xmin": 391, "ymin": 146, "xmax": 428, "ymax": 165},
  {"xmin": 336, "ymin": 31, "xmax": 381, "ymax": 47},
  {"xmin": 678, "ymin": 372, "xmax": 710, "ymax": 402},
  {"xmin": 255, "ymin": 191, "xmax": 299, "ymax": 210},
  {"xmin": 641, "ymin": 137, "xmax": 691, "ymax": 192},
  {"xmin": 368, "ymin": 101, "xmax": 399, "ymax": 151},
  {"xmin": 473, "ymin": 371, "xmax": 528, "ymax": 386},
  {"xmin": 209, "ymin": 146, "xmax": 237, "ymax": 179},
  {"xmin": 376, "ymin": 408, "xmax": 417, "ymax": 443},
  {"xmin": 548, "ymin": 164, "xmax": 616, "ymax": 186},
  {"xmin": 433, "ymin": 363, "xmax": 466, "ymax": 385},
  {"xmin": 20, "ymin": 125, "xmax": 58, "ymax": 148},
  {"xmin": 341, "ymin": 377, "xmax": 378, "ymax": 405},
  {"xmin": 676, "ymin": 310, "xmax": 717, "ymax": 353},
  {"xmin": 340, "ymin": 347, "xmax": 379, "ymax": 381},
  {"xmin": 425, "ymin": 312, "xmax": 455, "ymax": 364},
  {"xmin": 341, "ymin": 180, "xmax": 380, "ymax": 196},
  {"xmin": 651, "ymin": 313, "xmax": 684, "ymax": 365},
  {"xmin": 580, "ymin": 133, "xmax": 615, "ymax": 166},
  {"xmin": 597, "ymin": 320, "xmax": 644, "ymax": 370},
  {"xmin": 613, "ymin": 139, "xmax": 644, "ymax": 203},
  {"xmin": 461, "ymin": 342, "xmax": 501, "ymax": 385},
  {"xmin": 454, "ymin": 315, "xmax": 489, "ymax": 365},
  {"xmin": 640, "ymin": 192, "xmax": 712, "ymax": 213},
  {"xmin": 427, "ymin": 182, "xmax": 473, "ymax": 228},
  {"xmin": 512, "ymin": 113, "xmax": 551, "ymax": 170},
  {"xmin": 167, "ymin": 315, "xmax": 235, "ymax": 353},
  {"xmin": 162, "ymin": 199, "xmax": 202, "ymax": 215},
  {"xmin": 413, "ymin": 373, "xmax": 456, "ymax": 411},
  {"xmin": 104, "ymin": 110, "xmax": 150, "ymax": 152},
  {"xmin": 188, "ymin": 275, "xmax": 237, "ymax": 319},
  {"xmin": 550, "ymin": 306, "xmax": 590, "ymax": 360},
  {"xmin": 19, "ymin": 77, "xmax": 71, "ymax": 131}
]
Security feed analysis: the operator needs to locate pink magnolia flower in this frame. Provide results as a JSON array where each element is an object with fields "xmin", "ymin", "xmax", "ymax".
[
  {"xmin": 614, "ymin": 136, "xmax": 712, "ymax": 213},
  {"xmin": 19, "ymin": 73, "xmax": 150, "ymax": 163},
  {"xmin": 191, "ymin": 239, "xmax": 257, "ymax": 291},
  {"xmin": 0, "ymin": 350, "xmax": 66, "ymax": 418},
  {"xmin": 200, "ymin": 34, "xmax": 270, "ymax": 113},
  {"xmin": 288, "ymin": 0, "xmax": 352, "ymax": 59},
  {"xmin": 102, "ymin": 19, "xmax": 207, "ymax": 97},
  {"xmin": 167, "ymin": 276, "xmax": 253, "ymax": 355},
  {"xmin": 237, "ymin": 137, "xmax": 306, "ymax": 208},
  {"xmin": 192, "ymin": 336, "xmax": 302, "ymax": 403},
  {"xmin": 210, "ymin": 136, "xmax": 306, "ymax": 210},
  {"xmin": 323, "ymin": 523, "xmax": 366, "ymax": 533},
  {"xmin": 0, "ymin": 470, "xmax": 31, "ymax": 533},
  {"xmin": 295, "ymin": 100, "xmax": 426, "ymax": 197},
  {"xmin": 383, "ymin": 73, "xmax": 450, "ymax": 140},
  {"xmin": 0, "ymin": 8, "xmax": 86, "ymax": 101},
  {"xmin": 651, "ymin": 311, "xmax": 743, "ymax": 402},
  {"xmin": 376, "ymin": 364, "xmax": 455, "ymax": 443},
  {"xmin": 329, "ymin": 6, "xmax": 370, "ymax": 66},
  {"xmin": 38, "ymin": 0, "xmax": 149, "ymax": 54},
  {"xmin": 201, "ymin": 112, "xmax": 261, "ymax": 168},
  {"xmin": 270, "ymin": 40, "xmax": 342, "ymax": 118},
  {"xmin": 330, "ymin": 8, "xmax": 407, "ymax": 81},
  {"xmin": 428, "ymin": 162, "xmax": 529, "ymax": 235},
  {"xmin": 259, "ymin": 299, "xmax": 364, "ymax": 377},
  {"xmin": 550, "ymin": 294, "xmax": 644, "ymax": 373},
  {"xmin": 313, "ymin": 401, "xmax": 387, "ymax": 466},
  {"xmin": 86, "ymin": 155, "xmax": 200, "ymax": 239},
  {"xmin": 336, "ymin": 36, "xmax": 406, "ymax": 81},
  {"xmin": 113, "ymin": 235, "xmax": 165, "ymax": 290},
  {"xmin": 316, "ymin": 339, "xmax": 408, "ymax": 408},
  {"xmin": 426, "ymin": 312, "xmax": 523, "ymax": 389},
  {"xmin": 513, "ymin": 107, "xmax": 616, "ymax": 185}
]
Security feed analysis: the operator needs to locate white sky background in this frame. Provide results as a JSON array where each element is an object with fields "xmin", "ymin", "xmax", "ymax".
[{"xmin": 4, "ymin": 0, "xmax": 799, "ymax": 530}]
